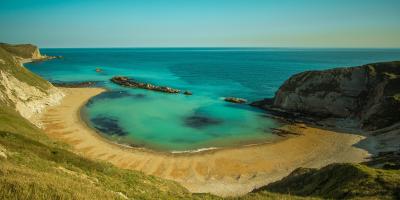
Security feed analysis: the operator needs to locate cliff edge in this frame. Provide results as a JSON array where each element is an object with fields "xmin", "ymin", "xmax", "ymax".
[
  {"xmin": 0, "ymin": 43, "xmax": 64, "ymax": 126},
  {"xmin": 252, "ymin": 61, "xmax": 400, "ymax": 130}
]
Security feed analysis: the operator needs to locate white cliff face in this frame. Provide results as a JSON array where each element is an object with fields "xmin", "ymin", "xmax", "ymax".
[
  {"xmin": 268, "ymin": 61, "xmax": 400, "ymax": 130},
  {"xmin": 0, "ymin": 43, "xmax": 65, "ymax": 127},
  {"xmin": 31, "ymin": 48, "xmax": 44, "ymax": 59},
  {"xmin": 273, "ymin": 67, "xmax": 369, "ymax": 118},
  {"xmin": 0, "ymin": 70, "xmax": 64, "ymax": 127}
]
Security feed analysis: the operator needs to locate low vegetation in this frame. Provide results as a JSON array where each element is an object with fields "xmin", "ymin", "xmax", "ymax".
[
  {"xmin": 257, "ymin": 163, "xmax": 400, "ymax": 200},
  {"xmin": 0, "ymin": 45, "xmax": 51, "ymax": 92},
  {"xmin": 0, "ymin": 43, "xmax": 41, "ymax": 59}
]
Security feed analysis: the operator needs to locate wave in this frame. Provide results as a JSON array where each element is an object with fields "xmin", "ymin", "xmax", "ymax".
[{"xmin": 170, "ymin": 147, "xmax": 219, "ymax": 154}]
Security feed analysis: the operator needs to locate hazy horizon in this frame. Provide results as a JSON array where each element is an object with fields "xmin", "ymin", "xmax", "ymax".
[{"xmin": 1, "ymin": 0, "xmax": 400, "ymax": 48}]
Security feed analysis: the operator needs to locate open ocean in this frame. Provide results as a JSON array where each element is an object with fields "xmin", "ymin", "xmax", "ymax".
[{"xmin": 26, "ymin": 48, "xmax": 400, "ymax": 151}]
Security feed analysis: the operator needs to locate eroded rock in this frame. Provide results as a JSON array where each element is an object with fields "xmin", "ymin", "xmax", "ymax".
[
  {"xmin": 111, "ymin": 76, "xmax": 180, "ymax": 94},
  {"xmin": 224, "ymin": 97, "xmax": 247, "ymax": 104},
  {"xmin": 183, "ymin": 91, "xmax": 192, "ymax": 95},
  {"xmin": 252, "ymin": 61, "xmax": 400, "ymax": 130}
]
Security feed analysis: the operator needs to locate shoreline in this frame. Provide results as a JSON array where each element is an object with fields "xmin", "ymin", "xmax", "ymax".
[
  {"xmin": 77, "ymin": 90, "xmax": 286, "ymax": 155},
  {"xmin": 39, "ymin": 87, "xmax": 370, "ymax": 197}
]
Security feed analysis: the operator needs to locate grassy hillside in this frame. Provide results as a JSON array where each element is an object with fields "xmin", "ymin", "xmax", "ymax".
[
  {"xmin": 0, "ymin": 46, "xmax": 51, "ymax": 93},
  {"xmin": 0, "ymin": 43, "xmax": 42, "ymax": 59},
  {"xmin": 256, "ymin": 163, "xmax": 400, "ymax": 200}
]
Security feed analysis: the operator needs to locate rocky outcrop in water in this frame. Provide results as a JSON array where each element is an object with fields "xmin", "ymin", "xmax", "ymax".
[
  {"xmin": 224, "ymin": 97, "xmax": 247, "ymax": 104},
  {"xmin": 251, "ymin": 61, "xmax": 400, "ymax": 130},
  {"xmin": 183, "ymin": 91, "xmax": 192, "ymax": 95},
  {"xmin": 111, "ymin": 76, "xmax": 180, "ymax": 93}
]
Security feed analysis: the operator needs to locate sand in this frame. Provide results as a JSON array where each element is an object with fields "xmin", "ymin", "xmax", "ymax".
[{"xmin": 39, "ymin": 87, "xmax": 370, "ymax": 197}]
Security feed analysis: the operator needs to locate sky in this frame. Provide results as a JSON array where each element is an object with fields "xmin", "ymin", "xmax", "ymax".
[{"xmin": 0, "ymin": 0, "xmax": 399, "ymax": 48}]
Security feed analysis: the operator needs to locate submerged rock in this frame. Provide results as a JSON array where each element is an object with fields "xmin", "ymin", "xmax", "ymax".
[
  {"xmin": 111, "ymin": 76, "xmax": 180, "ymax": 94},
  {"xmin": 95, "ymin": 68, "xmax": 102, "ymax": 72},
  {"xmin": 52, "ymin": 81, "xmax": 99, "ymax": 88},
  {"xmin": 184, "ymin": 115, "xmax": 223, "ymax": 129},
  {"xmin": 183, "ymin": 91, "xmax": 192, "ymax": 95},
  {"xmin": 251, "ymin": 61, "xmax": 400, "ymax": 130},
  {"xmin": 224, "ymin": 97, "xmax": 247, "ymax": 104},
  {"xmin": 91, "ymin": 116, "xmax": 128, "ymax": 136}
]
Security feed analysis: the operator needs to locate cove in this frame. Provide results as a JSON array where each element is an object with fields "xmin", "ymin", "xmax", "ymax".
[{"xmin": 26, "ymin": 48, "xmax": 400, "ymax": 151}]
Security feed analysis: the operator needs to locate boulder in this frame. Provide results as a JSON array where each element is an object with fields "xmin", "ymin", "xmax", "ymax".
[
  {"xmin": 183, "ymin": 91, "xmax": 192, "ymax": 95},
  {"xmin": 224, "ymin": 97, "xmax": 247, "ymax": 104}
]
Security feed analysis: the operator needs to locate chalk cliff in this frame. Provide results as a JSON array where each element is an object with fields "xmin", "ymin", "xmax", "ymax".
[
  {"xmin": 252, "ymin": 61, "xmax": 400, "ymax": 130},
  {"xmin": 0, "ymin": 43, "xmax": 64, "ymax": 126}
]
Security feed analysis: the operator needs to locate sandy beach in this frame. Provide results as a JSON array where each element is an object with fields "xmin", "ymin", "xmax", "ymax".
[{"xmin": 39, "ymin": 87, "xmax": 370, "ymax": 197}]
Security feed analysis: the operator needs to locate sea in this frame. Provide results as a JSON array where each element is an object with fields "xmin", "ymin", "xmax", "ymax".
[{"xmin": 25, "ymin": 48, "xmax": 400, "ymax": 152}]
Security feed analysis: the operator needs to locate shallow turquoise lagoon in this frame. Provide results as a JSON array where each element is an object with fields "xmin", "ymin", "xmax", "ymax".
[{"xmin": 26, "ymin": 48, "xmax": 400, "ymax": 151}]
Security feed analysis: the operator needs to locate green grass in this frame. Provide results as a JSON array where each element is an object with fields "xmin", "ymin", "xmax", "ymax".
[
  {"xmin": 0, "ymin": 46, "xmax": 51, "ymax": 92},
  {"xmin": 258, "ymin": 163, "xmax": 400, "ymax": 200},
  {"xmin": 0, "ymin": 43, "xmax": 40, "ymax": 59}
]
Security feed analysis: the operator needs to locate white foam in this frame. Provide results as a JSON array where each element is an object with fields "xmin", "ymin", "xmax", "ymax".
[{"xmin": 170, "ymin": 147, "xmax": 219, "ymax": 154}]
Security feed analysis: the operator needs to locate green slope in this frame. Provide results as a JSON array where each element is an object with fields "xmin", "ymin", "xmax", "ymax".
[
  {"xmin": 0, "ymin": 43, "xmax": 42, "ymax": 59},
  {"xmin": 255, "ymin": 163, "xmax": 400, "ymax": 200},
  {"xmin": 0, "ymin": 45, "xmax": 51, "ymax": 93}
]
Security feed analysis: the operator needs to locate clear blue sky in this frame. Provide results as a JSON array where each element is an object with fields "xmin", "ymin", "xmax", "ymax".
[{"xmin": 1, "ymin": 0, "xmax": 399, "ymax": 48}]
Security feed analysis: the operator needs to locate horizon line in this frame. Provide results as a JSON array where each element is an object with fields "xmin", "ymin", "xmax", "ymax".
[{"xmin": 39, "ymin": 46, "xmax": 400, "ymax": 49}]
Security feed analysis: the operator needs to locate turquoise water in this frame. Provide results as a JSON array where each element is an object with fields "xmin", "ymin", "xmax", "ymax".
[{"xmin": 26, "ymin": 48, "xmax": 400, "ymax": 151}]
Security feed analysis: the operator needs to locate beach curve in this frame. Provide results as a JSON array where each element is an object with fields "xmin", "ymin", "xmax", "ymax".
[{"xmin": 39, "ymin": 87, "xmax": 370, "ymax": 197}]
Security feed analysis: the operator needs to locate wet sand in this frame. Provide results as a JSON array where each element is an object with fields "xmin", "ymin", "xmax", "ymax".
[{"xmin": 39, "ymin": 87, "xmax": 370, "ymax": 197}]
